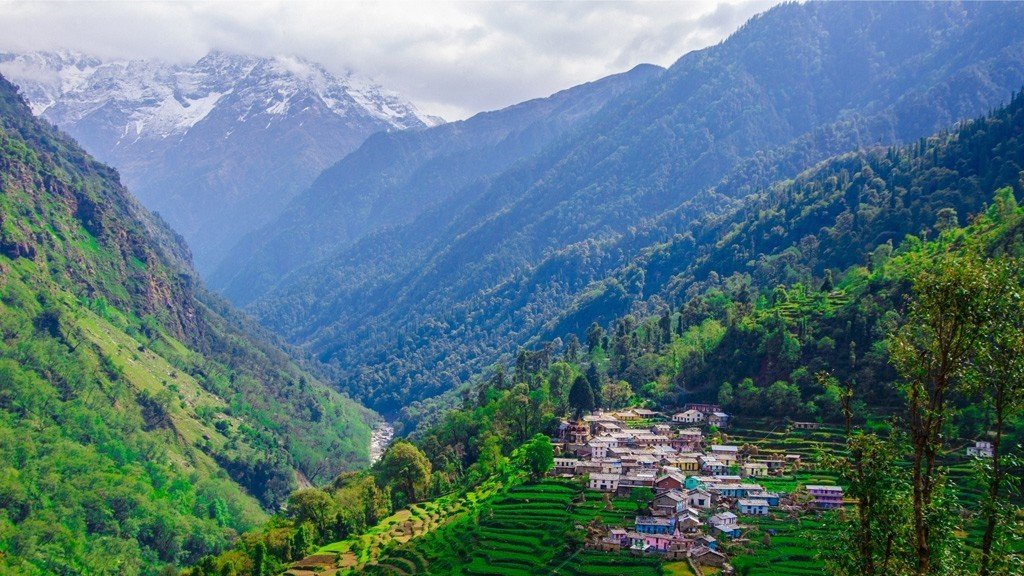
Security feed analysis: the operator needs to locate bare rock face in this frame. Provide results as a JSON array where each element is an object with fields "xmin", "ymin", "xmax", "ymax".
[{"xmin": 0, "ymin": 50, "xmax": 441, "ymax": 273}]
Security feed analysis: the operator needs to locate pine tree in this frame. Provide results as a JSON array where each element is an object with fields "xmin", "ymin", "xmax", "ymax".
[
  {"xmin": 568, "ymin": 375, "xmax": 595, "ymax": 418},
  {"xmin": 820, "ymin": 270, "xmax": 834, "ymax": 292}
]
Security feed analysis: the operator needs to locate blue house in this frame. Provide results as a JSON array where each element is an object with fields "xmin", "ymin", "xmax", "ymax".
[
  {"xmin": 697, "ymin": 535, "xmax": 717, "ymax": 551},
  {"xmin": 635, "ymin": 516, "xmax": 676, "ymax": 535},
  {"xmin": 709, "ymin": 512, "xmax": 741, "ymax": 538},
  {"xmin": 737, "ymin": 498, "xmax": 769, "ymax": 515}
]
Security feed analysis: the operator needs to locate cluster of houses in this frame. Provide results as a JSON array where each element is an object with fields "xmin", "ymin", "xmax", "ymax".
[
  {"xmin": 966, "ymin": 440, "xmax": 994, "ymax": 459},
  {"xmin": 551, "ymin": 405, "xmax": 844, "ymax": 569}
]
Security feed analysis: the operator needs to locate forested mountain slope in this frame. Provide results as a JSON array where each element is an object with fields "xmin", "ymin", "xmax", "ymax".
[
  {"xmin": 211, "ymin": 63, "xmax": 664, "ymax": 304},
  {"xmin": 0, "ymin": 75, "xmax": 373, "ymax": 575},
  {"xmin": 399, "ymin": 88, "xmax": 1024, "ymax": 431},
  {"xmin": 228, "ymin": 1, "xmax": 1024, "ymax": 414},
  {"xmin": 374, "ymin": 100, "xmax": 1024, "ymax": 575},
  {"xmin": 547, "ymin": 87, "xmax": 1024, "ymax": 339}
]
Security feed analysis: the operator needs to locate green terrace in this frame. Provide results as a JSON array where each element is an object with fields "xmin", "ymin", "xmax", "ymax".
[{"xmin": 360, "ymin": 480, "xmax": 664, "ymax": 576}]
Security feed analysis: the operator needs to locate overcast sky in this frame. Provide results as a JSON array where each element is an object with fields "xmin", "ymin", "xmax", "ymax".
[{"xmin": 0, "ymin": 1, "xmax": 777, "ymax": 120}]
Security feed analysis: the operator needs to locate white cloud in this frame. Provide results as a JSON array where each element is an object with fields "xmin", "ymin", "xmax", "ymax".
[{"xmin": 0, "ymin": 0, "xmax": 777, "ymax": 119}]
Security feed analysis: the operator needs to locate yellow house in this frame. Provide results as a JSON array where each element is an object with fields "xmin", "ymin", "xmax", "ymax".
[{"xmin": 671, "ymin": 456, "xmax": 700, "ymax": 472}]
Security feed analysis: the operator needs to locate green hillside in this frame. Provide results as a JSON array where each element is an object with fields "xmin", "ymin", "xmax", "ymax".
[
  {"xmin": 0, "ymin": 74, "xmax": 373, "ymax": 575},
  {"xmin": 361, "ymin": 105, "xmax": 1024, "ymax": 575}
]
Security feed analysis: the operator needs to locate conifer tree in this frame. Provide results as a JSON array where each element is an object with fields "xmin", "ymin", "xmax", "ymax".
[{"xmin": 568, "ymin": 375, "xmax": 595, "ymax": 418}]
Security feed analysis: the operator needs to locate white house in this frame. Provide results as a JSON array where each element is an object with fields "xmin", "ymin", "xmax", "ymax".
[
  {"xmin": 651, "ymin": 423, "xmax": 672, "ymax": 435},
  {"xmin": 589, "ymin": 473, "xmax": 621, "ymax": 492},
  {"xmin": 710, "ymin": 444, "xmax": 739, "ymax": 464},
  {"xmin": 737, "ymin": 498, "xmax": 769, "ymax": 515},
  {"xmin": 708, "ymin": 412, "xmax": 730, "ymax": 428},
  {"xmin": 709, "ymin": 511, "xmax": 737, "ymax": 527},
  {"xmin": 553, "ymin": 457, "xmax": 580, "ymax": 475},
  {"xmin": 967, "ymin": 441, "xmax": 993, "ymax": 458},
  {"xmin": 589, "ymin": 436, "xmax": 618, "ymax": 459},
  {"xmin": 742, "ymin": 462, "xmax": 769, "ymax": 477},
  {"xmin": 700, "ymin": 456, "xmax": 726, "ymax": 475},
  {"xmin": 686, "ymin": 488, "xmax": 712, "ymax": 509},
  {"xmin": 673, "ymin": 409, "xmax": 706, "ymax": 424}
]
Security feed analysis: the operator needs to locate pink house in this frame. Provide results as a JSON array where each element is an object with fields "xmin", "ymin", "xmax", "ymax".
[
  {"xmin": 628, "ymin": 531, "xmax": 696, "ymax": 553},
  {"xmin": 806, "ymin": 485, "xmax": 844, "ymax": 509}
]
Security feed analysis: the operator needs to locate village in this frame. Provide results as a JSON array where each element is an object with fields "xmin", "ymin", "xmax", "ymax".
[{"xmin": 550, "ymin": 404, "xmax": 845, "ymax": 573}]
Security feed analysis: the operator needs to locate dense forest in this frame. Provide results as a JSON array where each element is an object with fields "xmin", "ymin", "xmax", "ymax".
[
  {"xmin": 3, "ymin": 3, "xmax": 1024, "ymax": 575},
  {"xmin": 0, "ymin": 75, "xmax": 373, "ymax": 575},
  {"xmin": 398, "ymin": 87, "xmax": 1024, "ymax": 433},
  {"xmin": 551, "ymin": 86, "xmax": 1024, "ymax": 337}
]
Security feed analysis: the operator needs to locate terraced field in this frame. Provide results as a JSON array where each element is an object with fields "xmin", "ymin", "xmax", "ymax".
[
  {"xmin": 726, "ymin": 419, "xmax": 1024, "ymax": 571},
  {"xmin": 300, "ymin": 419, "xmax": 1016, "ymax": 575},
  {"xmin": 295, "ymin": 479, "xmax": 503, "ymax": 575},
  {"xmin": 729, "ymin": 515, "xmax": 831, "ymax": 575},
  {"xmin": 725, "ymin": 419, "xmax": 848, "ymax": 461},
  {"xmin": 362, "ymin": 480, "xmax": 665, "ymax": 575}
]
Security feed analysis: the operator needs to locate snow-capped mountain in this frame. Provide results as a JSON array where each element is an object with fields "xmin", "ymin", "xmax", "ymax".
[{"xmin": 0, "ymin": 50, "xmax": 442, "ymax": 272}]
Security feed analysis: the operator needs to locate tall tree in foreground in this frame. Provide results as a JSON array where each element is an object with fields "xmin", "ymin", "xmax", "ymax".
[
  {"xmin": 818, "ymin": 375, "xmax": 914, "ymax": 576},
  {"xmin": 568, "ymin": 374, "xmax": 596, "ymax": 419},
  {"xmin": 890, "ymin": 251, "xmax": 993, "ymax": 575},
  {"xmin": 376, "ymin": 440, "xmax": 432, "ymax": 507},
  {"xmin": 514, "ymin": 434, "xmax": 554, "ymax": 481},
  {"xmin": 965, "ymin": 255, "xmax": 1024, "ymax": 576}
]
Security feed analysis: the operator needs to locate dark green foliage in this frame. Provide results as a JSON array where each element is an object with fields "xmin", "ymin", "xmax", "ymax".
[
  {"xmin": 568, "ymin": 375, "xmax": 595, "ymax": 418},
  {"xmin": 558, "ymin": 86, "xmax": 1024, "ymax": 339},
  {"xmin": 213, "ymin": 187, "xmax": 1024, "ymax": 575},
  {"xmin": 630, "ymin": 487, "xmax": 655, "ymax": 512},
  {"xmin": 512, "ymin": 434, "xmax": 554, "ymax": 481},
  {"xmin": 376, "ymin": 440, "xmax": 433, "ymax": 506},
  {"xmin": 251, "ymin": 541, "xmax": 267, "ymax": 576}
]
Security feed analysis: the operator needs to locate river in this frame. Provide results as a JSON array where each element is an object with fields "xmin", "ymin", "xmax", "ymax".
[{"xmin": 369, "ymin": 420, "xmax": 394, "ymax": 464}]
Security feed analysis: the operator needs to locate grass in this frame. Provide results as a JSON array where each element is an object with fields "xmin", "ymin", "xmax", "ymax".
[
  {"xmin": 663, "ymin": 561, "xmax": 698, "ymax": 575},
  {"xmin": 77, "ymin": 309, "xmax": 234, "ymax": 449},
  {"xmin": 314, "ymin": 477, "xmax": 502, "ymax": 572},
  {"xmin": 729, "ymin": 515, "xmax": 830, "ymax": 575}
]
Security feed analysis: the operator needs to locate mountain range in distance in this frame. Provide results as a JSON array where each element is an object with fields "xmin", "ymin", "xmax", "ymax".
[
  {"xmin": 0, "ymin": 49, "xmax": 442, "ymax": 273},
  {"xmin": 3, "ymin": 1, "xmax": 1024, "ymax": 574}
]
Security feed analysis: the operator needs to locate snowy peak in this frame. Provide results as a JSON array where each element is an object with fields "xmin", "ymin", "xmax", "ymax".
[
  {"xmin": 0, "ymin": 50, "xmax": 441, "ymax": 142},
  {"xmin": 0, "ymin": 50, "xmax": 101, "ymax": 115},
  {"xmin": 0, "ymin": 50, "xmax": 444, "ymax": 273}
]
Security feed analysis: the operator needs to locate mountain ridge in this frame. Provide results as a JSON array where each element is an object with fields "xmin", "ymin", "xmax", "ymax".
[
  {"xmin": 0, "ymin": 49, "xmax": 440, "ymax": 272},
  {"xmin": 222, "ymin": 1, "xmax": 1024, "ymax": 413},
  {"xmin": 210, "ymin": 62, "xmax": 665, "ymax": 302}
]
